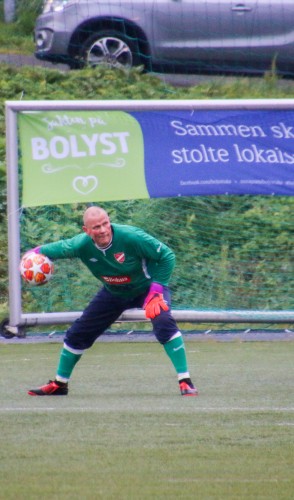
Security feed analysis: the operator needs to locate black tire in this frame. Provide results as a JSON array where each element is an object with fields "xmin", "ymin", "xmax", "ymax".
[
  {"xmin": 0, "ymin": 318, "xmax": 25, "ymax": 339},
  {"xmin": 0, "ymin": 319, "xmax": 15, "ymax": 339},
  {"xmin": 80, "ymin": 30, "xmax": 142, "ymax": 69}
]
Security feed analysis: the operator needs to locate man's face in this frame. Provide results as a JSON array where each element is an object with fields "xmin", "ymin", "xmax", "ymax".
[{"xmin": 83, "ymin": 211, "xmax": 112, "ymax": 247}]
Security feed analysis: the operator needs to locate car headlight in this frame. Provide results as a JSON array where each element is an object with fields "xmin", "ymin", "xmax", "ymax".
[{"xmin": 43, "ymin": 0, "xmax": 69, "ymax": 13}]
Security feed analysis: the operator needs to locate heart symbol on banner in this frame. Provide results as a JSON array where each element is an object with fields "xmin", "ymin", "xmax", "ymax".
[{"xmin": 72, "ymin": 176, "xmax": 98, "ymax": 195}]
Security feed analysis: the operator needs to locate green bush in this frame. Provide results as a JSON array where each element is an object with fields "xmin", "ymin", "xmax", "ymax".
[
  {"xmin": 16, "ymin": 0, "xmax": 43, "ymax": 34},
  {"xmin": 0, "ymin": 0, "xmax": 42, "ymax": 31}
]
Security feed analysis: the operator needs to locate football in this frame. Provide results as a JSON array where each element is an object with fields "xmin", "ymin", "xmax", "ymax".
[{"xmin": 19, "ymin": 252, "xmax": 54, "ymax": 286}]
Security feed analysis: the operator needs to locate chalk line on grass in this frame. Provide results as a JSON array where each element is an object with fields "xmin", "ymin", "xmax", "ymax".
[{"xmin": 1, "ymin": 406, "xmax": 293, "ymax": 412}]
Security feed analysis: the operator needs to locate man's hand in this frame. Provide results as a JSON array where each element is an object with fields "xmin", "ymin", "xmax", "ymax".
[{"xmin": 143, "ymin": 283, "xmax": 169, "ymax": 319}]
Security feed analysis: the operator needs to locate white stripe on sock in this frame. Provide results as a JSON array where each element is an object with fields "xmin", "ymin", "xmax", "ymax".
[
  {"xmin": 63, "ymin": 343, "xmax": 84, "ymax": 355},
  {"xmin": 169, "ymin": 331, "xmax": 182, "ymax": 342},
  {"xmin": 55, "ymin": 375, "xmax": 69, "ymax": 383},
  {"xmin": 178, "ymin": 372, "xmax": 190, "ymax": 381}
]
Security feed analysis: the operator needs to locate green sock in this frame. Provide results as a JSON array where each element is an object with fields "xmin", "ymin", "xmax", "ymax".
[
  {"xmin": 56, "ymin": 346, "xmax": 82, "ymax": 381},
  {"xmin": 163, "ymin": 333, "xmax": 188, "ymax": 376}
]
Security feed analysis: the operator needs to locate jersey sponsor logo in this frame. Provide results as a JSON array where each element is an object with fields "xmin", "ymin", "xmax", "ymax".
[
  {"xmin": 102, "ymin": 275, "xmax": 131, "ymax": 284},
  {"xmin": 114, "ymin": 252, "xmax": 125, "ymax": 263}
]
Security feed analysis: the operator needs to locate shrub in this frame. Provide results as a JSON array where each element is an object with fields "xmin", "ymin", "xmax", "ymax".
[{"xmin": 16, "ymin": 0, "xmax": 43, "ymax": 34}]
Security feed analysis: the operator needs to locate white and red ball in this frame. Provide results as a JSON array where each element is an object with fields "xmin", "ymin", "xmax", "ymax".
[{"xmin": 20, "ymin": 252, "xmax": 54, "ymax": 286}]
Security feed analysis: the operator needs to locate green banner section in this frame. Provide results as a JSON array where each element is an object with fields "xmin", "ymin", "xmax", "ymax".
[{"xmin": 18, "ymin": 111, "xmax": 149, "ymax": 207}]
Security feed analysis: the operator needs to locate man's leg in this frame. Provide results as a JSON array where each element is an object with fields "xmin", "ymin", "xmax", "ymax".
[
  {"xmin": 55, "ymin": 345, "xmax": 84, "ymax": 382},
  {"xmin": 28, "ymin": 288, "xmax": 127, "ymax": 396},
  {"xmin": 162, "ymin": 331, "xmax": 198, "ymax": 396},
  {"xmin": 150, "ymin": 288, "xmax": 198, "ymax": 396}
]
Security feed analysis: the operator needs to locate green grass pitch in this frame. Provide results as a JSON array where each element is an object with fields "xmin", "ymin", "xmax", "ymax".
[{"xmin": 0, "ymin": 340, "xmax": 293, "ymax": 499}]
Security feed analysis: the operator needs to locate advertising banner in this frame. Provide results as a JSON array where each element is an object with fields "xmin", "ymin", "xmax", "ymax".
[{"xmin": 18, "ymin": 109, "xmax": 294, "ymax": 206}]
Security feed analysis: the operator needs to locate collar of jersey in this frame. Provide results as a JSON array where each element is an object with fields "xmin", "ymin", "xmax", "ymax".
[{"xmin": 94, "ymin": 236, "xmax": 113, "ymax": 252}]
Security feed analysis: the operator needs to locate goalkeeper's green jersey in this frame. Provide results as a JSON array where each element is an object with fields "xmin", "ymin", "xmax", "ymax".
[{"xmin": 40, "ymin": 223, "xmax": 175, "ymax": 298}]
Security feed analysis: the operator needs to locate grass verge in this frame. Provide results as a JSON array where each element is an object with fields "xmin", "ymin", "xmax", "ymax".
[{"xmin": 0, "ymin": 22, "xmax": 34, "ymax": 54}]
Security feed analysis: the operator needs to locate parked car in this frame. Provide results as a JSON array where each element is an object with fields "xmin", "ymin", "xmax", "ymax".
[{"xmin": 34, "ymin": 0, "xmax": 294, "ymax": 75}]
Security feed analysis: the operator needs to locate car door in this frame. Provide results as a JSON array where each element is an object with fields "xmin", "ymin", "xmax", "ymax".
[
  {"xmin": 237, "ymin": 0, "xmax": 294, "ymax": 66},
  {"xmin": 151, "ymin": 0, "xmax": 294, "ymax": 68}
]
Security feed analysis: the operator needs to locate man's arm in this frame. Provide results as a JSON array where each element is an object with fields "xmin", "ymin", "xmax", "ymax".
[
  {"xmin": 129, "ymin": 228, "xmax": 175, "ymax": 318},
  {"xmin": 39, "ymin": 233, "xmax": 88, "ymax": 260},
  {"xmin": 129, "ymin": 228, "xmax": 176, "ymax": 285}
]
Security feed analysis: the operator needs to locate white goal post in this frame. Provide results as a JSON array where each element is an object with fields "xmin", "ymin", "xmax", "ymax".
[{"xmin": 5, "ymin": 99, "xmax": 294, "ymax": 336}]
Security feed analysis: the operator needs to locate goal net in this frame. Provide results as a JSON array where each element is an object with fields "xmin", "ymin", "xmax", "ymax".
[{"xmin": 20, "ymin": 195, "xmax": 294, "ymax": 315}]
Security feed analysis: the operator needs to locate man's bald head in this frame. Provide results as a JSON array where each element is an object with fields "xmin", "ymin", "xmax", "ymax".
[
  {"xmin": 83, "ymin": 206, "xmax": 108, "ymax": 226},
  {"xmin": 82, "ymin": 206, "xmax": 112, "ymax": 248}
]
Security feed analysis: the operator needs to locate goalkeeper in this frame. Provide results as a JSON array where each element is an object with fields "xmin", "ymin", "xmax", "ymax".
[{"xmin": 28, "ymin": 206, "xmax": 197, "ymax": 397}]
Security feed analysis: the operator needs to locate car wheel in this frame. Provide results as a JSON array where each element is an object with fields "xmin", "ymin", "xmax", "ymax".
[{"xmin": 81, "ymin": 30, "xmax": 141, "ymax": 69}]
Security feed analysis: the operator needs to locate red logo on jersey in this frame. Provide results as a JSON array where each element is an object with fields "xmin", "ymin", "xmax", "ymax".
[
  {"xmin": 102, "ymin": 275, "xmax": 131, "ymax": 284},
  {"xmin": 114, "ymin": 252, "xmax": 125, "ymax": 263}
]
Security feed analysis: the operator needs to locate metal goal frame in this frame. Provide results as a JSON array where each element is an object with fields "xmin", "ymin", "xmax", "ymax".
[{"xmin": 5, "ymin": 99, "xmax": 294, "ymax": 336}]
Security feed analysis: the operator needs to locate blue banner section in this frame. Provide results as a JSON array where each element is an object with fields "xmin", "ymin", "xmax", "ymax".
[{"xmin": 130, "ymin": 110, "xmax": 294, "ymax": 196}]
